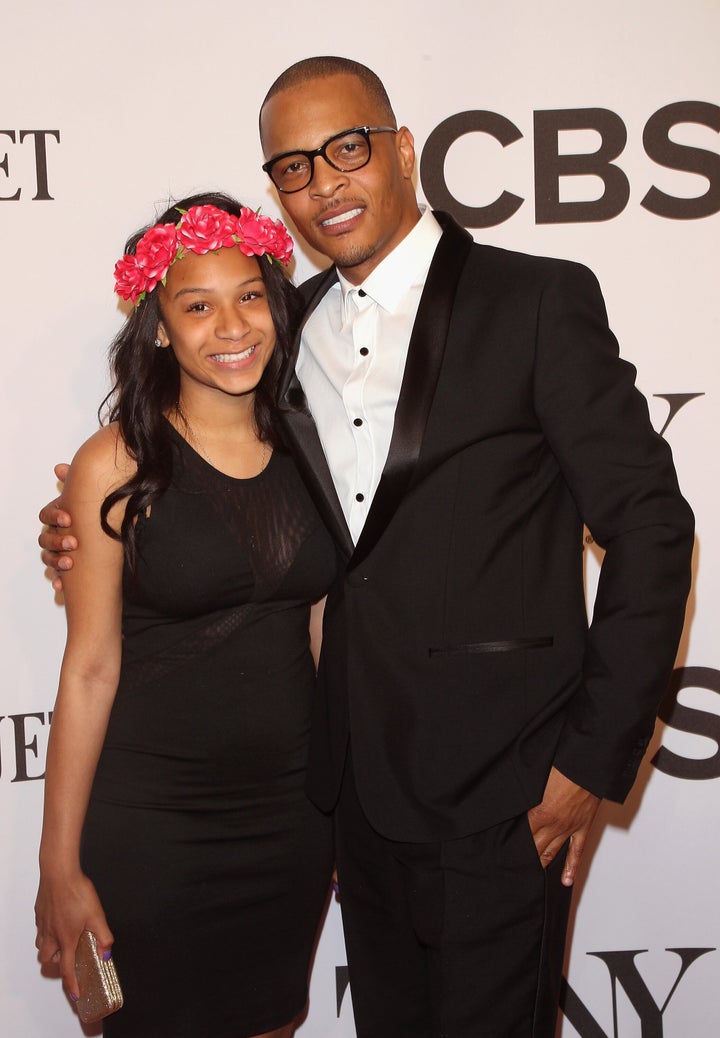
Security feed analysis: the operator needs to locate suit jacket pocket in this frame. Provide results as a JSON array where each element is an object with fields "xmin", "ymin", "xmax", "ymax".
[{"xmin": 428, "ymin": 636, "xmax": 553, "ymax": 658}]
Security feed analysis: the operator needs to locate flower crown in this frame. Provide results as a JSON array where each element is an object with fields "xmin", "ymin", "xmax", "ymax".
[{"xmin": 114, "ymin": 203, "xmax": 294, "ymax": 305}]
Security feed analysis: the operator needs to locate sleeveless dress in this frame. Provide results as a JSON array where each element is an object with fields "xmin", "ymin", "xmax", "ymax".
[{"xmin": 80, "ymin": 426, "xmax": 336, "ymax": 1038}]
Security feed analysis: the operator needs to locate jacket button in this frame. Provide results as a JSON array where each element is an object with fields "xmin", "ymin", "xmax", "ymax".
[{"xmin": 346, "ymin": 572, "xmax": 369, "ymax": 587}]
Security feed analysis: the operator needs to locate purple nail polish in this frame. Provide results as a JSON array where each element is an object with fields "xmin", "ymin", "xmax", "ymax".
[
  {"xmin": 332, "ymin": 881, "xmax": 340, "ymax": 894},
  {"xmin": 70, "ymin": 993, "xmax": 79, "ymax": 1003},
  {"xmin": 102, "ymin": 949, "xmax": 112, "ymax": 962}
]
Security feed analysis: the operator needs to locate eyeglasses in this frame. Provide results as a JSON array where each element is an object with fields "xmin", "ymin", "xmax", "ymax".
[{"xmin": 262, "ymin": 125, "xmax": 397, "ymax": 194}]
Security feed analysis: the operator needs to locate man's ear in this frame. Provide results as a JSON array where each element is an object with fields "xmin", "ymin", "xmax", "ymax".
[{"xmin": 395, "ymin": 126, "xmax": 416, "ymax": 180}]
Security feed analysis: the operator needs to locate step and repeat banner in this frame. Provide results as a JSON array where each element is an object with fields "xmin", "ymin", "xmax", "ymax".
[{"xmin": 1, "ymin": 2, "xmax": 718, "ymax": 1035}]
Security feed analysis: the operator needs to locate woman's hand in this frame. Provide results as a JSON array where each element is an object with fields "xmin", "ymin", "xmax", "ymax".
[{"xmin": 35, "ymin": 868, "xmax": 114, "ymax": 1001}]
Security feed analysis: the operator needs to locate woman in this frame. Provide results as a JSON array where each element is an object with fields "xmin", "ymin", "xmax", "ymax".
[{"xmin": 34, "ymin": 193, "xmax": 336, "ymax": 1038}]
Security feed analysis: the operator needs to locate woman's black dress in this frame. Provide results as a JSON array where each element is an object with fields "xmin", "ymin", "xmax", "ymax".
[{"xmin": 81, "ymin": 428, "xmax": 336, "ymax": 1037}]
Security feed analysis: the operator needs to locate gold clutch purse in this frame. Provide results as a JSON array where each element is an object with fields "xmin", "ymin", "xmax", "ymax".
[{"xmin": 74, "ymin": 930, "xmax": 124, "ymax": 1024}]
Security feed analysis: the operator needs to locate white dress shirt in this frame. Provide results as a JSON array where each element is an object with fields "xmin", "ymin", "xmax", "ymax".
[{"xmin": 297, "ymin": 208, "xmax": 443, "ymax": 543}]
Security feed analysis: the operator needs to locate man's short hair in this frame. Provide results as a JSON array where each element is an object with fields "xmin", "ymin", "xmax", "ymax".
[{"xmin": 260, "ymin": 56, "xmax": 397, "ymax": 138}]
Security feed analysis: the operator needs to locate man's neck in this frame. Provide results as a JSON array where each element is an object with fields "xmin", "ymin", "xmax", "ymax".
[{"xmin": 336, "ymin": 206, "xmax": 424, "ymax": 285}]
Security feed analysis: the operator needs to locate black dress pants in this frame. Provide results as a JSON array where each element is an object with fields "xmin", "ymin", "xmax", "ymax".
[{"xmin": 334, "ymin": 755, "xmax": 572, "ymax": 1038}]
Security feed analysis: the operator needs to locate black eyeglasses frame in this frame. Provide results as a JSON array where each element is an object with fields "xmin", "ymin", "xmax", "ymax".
[{"xmin": 262, "ymin": 125, "xmax": 398, "ymax": 194}]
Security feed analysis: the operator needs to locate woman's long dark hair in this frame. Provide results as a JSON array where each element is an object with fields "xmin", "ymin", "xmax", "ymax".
[{"xmin": 99, "ymin": 191, "xmax": 303, "ymax": 567}]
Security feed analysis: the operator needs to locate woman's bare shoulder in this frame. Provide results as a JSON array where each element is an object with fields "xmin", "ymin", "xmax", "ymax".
[{"xmin": 66, "ymin": 423, "xmax": 136, "ymax": 500}]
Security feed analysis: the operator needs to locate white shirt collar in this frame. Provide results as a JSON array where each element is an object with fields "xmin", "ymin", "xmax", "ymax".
[{"xmin": 337, "ymin": 207, "xmax": 442, "ymax": 317}]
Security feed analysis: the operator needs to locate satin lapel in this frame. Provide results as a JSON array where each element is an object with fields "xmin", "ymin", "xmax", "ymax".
[
  {"xmin": 278, "ymin": 265, "xmax": 338, "ymax": 402},
  {"xmin": 279, "ymin": 267, "xmax": 354, "ymax": 558},
  {"xmin": 350, "ymin": 215, "xmax": 474, "ymax": 569}
]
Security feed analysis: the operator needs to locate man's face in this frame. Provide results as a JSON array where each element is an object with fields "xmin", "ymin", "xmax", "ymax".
[{"xmin": 260, "ymin": 73, "xmax": 420, "ymax": 284}]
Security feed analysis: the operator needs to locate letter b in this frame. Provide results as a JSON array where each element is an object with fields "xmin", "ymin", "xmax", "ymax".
[{"xmin": 534, "ymin": 108, "xmax": 630, "ymax": 223}]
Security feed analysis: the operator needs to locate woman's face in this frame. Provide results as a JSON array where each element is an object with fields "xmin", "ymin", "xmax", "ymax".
[{"xmin": 156, "ymin": 246, "xmax": 277, "ymax": 405}]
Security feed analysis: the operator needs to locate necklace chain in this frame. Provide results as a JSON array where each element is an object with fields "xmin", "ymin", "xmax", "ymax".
[{"xmin": 178, "ymin": 411, "xmax": 269, "ymax": 475}]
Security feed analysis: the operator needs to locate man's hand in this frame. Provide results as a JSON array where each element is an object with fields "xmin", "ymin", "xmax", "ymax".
[
  {"xmin": 527, "ymin": 766, "xmax": 600, "ymax": 886},
  {"xmin": 38, "ymin": 464, "xmax": 75, "ymax": 591}
]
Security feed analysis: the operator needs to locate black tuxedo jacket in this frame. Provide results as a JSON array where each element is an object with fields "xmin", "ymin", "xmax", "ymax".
[{"xmin": 279, "ymin": 212, "xmax": 694, "ymax": 842}]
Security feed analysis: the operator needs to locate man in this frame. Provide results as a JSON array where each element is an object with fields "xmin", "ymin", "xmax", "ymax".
[{"xmin": 41, "ymin": 57, "xmax": 694, "ymax": 1037}]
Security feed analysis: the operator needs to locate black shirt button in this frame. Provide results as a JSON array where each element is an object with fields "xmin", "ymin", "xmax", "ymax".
[
  {"xmin": 353, "ymin": 418, "xmax": 363, "ymax": 427},
  {"xmin": 356, "ymin": 493, "xmax": 365, "ymax": 502},
  {"xmin": 359, "ymin": 347, "xmax": 369, "ymax": 356}
]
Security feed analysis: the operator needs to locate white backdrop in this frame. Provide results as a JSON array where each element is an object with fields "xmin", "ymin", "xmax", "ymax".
[{"xmin": 1, "ymin": 2, "xmax": 718, "ymax": 1035}]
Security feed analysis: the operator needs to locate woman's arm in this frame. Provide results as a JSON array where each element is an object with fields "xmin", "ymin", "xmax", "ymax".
[
  {"xmin": 309, "ymin": 596, "xmax": 326, "ymax": 671},
  {"xmin": 35, "ymin": 425, "xmax": 134, "ymax": 1000}
]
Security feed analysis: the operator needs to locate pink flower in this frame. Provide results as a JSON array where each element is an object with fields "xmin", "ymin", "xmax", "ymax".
[
  {"xmin": 114, "ymin": 255, "xmax": 149, "ymax": 304},
  {"xmin": 177, "ymin": 205, "xmax": 239, "ymax": 254},
  {"xmin": 113, "ymin": 203, "xmax": 294, "ymax": 304},
  {"xmin": 114, "ymin": 224, "xmax": 178, "ymax": 303},
  {"xmin": 134, "ymin": 223, "xmax": 178, "ymax": 283},
  {"xmin": 236, "ymin": 208, "xmax": 294, "ymax": 265}
]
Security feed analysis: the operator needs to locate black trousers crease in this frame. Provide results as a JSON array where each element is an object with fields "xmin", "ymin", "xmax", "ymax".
[{"xmin": 334, "ymin": 753, "xmax": 572, "ymax": 1038}]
